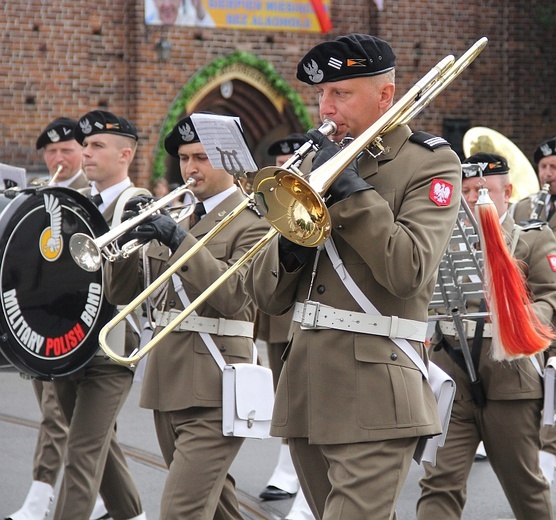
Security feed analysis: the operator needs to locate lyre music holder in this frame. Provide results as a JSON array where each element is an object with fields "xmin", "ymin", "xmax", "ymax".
[{"xmin": 428, "ymin": 197, "xmax": 490, "ymax": 404}]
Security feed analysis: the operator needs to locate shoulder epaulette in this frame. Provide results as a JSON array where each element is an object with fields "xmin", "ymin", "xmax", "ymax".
[
  {"xmin": 520, "ymin": 220, "xmax": 548, "ymax": 231},
  {"xmin": 409, "ymin": 131, "xmax": 451, "ymax": 151}
]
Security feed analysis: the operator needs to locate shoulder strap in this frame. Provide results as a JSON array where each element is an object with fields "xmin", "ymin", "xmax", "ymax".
[
  {"xmin": 112, "ymin": 186, "xmax": 151, "ymax": 228},
  {"xmin": 323, "ymin": 238, "xmax": 428, "ymax": 379}
]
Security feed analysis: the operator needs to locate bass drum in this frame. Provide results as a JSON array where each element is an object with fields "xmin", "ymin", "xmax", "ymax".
[{"xmin": 0, "ymin": 187, "xmax": 115, "ymax": 379}]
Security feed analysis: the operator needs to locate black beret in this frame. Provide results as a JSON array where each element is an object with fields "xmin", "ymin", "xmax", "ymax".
[
  {"xmin": 267, "ymin": 133, "xmax": 310, "ymax": 156},
  {"xmin": 297, "ymin": 34, "xmax": 396, "ymax": 85},
  {"xmin": 164, "ymin": 116, "xmax": 200, "ymax": 158},
  {"xmin": 461, "ymin": 152, "xmax": 510, "ymax": 179},
  {"xmin": 74, "ymin": 110, "xmax": 138, "ymax": 145},
  {"xmin": 534, "ymin": 137, "xmax": 556, "ymax": 164},
  {"xmin": 36, "ymin": 117, "xmax": 78, "ymax": 150}
]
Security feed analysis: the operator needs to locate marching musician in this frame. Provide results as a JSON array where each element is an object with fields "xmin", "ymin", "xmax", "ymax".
[
  {"xmin": 5, "ymin": 117, "xmax": 107, "ymax": 520},
  {"xmin": 37, "ymin": 117, "xmax": 89, "ymax": 189},
  {"xmin": 50, "ymin": 110, "xmax": 147, "ymax": 520},
  {"xmin": 510, "ymin": 136, "xmax": 556, "ymax": 485},
  {"xmin": 244, "ymin": 33, "xmax": 462, "ymax": 519},
  {"xmin": 104, "ymin": 114, "xmax": 269, "ymax": 519},
  {"xmin": 256, "ymin": 134, "xmax": 314, "ymax": 520},
  {"xmin": 417, "ymin": 152, "xmax": 556, "ymax": 520}
]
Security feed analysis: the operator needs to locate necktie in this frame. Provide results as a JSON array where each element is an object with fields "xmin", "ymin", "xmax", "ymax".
[
  {"xmin": 190, "ymin": 201, "xmax": 206, "ymax": 227},
  {"xmin": 90, "ymin": 193, "xmax": 103, "ymax": 207}
]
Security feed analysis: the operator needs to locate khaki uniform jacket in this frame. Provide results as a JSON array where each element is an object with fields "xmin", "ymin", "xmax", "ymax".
[
  {"xmin": 435, "ymin": 212, "xmax": 556, "ymax": 400},
  {"xmin": 80, "ymin": 183, "xmax": 144, "ymax": 359},
  {"xmin": 432, "ymin": 214, "xmax": 556, "ymax": 400},
  {"xmin": 67, "ymin": 170, "xmax": 89, "ymax": 190},
  {"xmin": 245, "ymin": 125, "xmax": 462, "ymax": 445},
  {"xmin": 105, "ymin": 189, "xmax": 270, "ymax": 411},
  {"xmin": 512, "ymin": 196, "xmax": 556, "ymax": 359}
]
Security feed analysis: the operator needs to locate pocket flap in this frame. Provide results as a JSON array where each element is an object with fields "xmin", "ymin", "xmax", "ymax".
[{"xmin": 227, "ymin": 364, "xmax": 274, "ymax": 421}]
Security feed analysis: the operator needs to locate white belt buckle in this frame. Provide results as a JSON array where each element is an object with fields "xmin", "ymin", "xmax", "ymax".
[{"xmin": 300, "ymin": 301, "xmax": 320, "ymax": 329}]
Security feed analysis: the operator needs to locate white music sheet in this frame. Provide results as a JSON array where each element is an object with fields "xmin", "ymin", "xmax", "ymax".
[{"xmin": 190, "ymin": 113, "xmax": 258, "ymax": 173}]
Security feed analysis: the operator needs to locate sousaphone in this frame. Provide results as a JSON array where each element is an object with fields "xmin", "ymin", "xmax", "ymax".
[{"xmin": 463, "ymin": 126, "xmax": 539, "ymax": 203}]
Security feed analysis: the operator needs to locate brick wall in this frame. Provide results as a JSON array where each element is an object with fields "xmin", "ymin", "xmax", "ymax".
[{"xmin": 1, "ymin": 0, "xmax": 555, "ymax": 187}]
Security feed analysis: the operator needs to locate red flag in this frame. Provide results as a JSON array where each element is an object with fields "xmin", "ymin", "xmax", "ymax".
[{"xmin": 309, "ymin": 0, "xmax": 333, "ymax": 34}]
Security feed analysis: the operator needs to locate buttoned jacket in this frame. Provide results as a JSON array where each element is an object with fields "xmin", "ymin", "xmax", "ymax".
[
  {"xmin": 245, "ymin": 125, "xmax": 462, "ymax": 444},
  {"xmin": 105, "ymin": 189, "xmax": 270, "ymax": 411},
  {"xmin": 432, "ymin": 214, "xmax": 556, "ymax": 400}
]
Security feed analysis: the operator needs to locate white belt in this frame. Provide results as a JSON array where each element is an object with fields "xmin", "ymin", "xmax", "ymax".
[
  {"xmin": 292, "ymin": 301, "xmax": 428, "ymax": 343},
  {"xmin": 439, "ymin": 320, "xmax": 493, "ymax": 339},
  {"xmin": 155, "ymin": 310, "xmax": 254, "ymax": 338}
]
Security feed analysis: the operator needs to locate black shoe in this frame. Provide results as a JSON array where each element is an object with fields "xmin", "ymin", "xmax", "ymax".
[{"xmin": 259, "ymin": 485, "xmax": 296, "ymax": 501}]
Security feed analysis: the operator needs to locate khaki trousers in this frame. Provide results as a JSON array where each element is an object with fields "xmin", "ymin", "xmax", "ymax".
[
  {"xmin": 417, "ymin": 398, "xmax": 552, "ymax": 520},
  {"xmin": 31, "ymin": 379, "xmax": 68, "ymax": 486},
  {"xmin": 154, "ymin": 406, "xmax": 245, "ymax": 520},
  {"xmin": 290, "ymin": 436, "xmax": 418, "ymax": 520},
  {"xmin": 52, "ymin": 360, "xmax": 142, "ymax": 520}
]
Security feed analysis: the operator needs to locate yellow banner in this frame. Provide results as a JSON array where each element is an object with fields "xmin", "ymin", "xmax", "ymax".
[{"xmin": 145, "ymin": 0, "xmax": 331, "ymax": 33}]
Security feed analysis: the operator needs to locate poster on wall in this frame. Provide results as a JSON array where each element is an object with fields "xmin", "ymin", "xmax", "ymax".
[{"xmin": 144, "ymin": 0, "xmax": 332, "ymax": 33}]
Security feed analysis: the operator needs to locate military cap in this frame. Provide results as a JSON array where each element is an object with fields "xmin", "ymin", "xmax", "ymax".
[
  {"xmin": 74, "ymin": 110, "xmax": 138, "ymax": 145},
  {"xmin": 461, "ymin": 152, "xmax": 510, "ymax": 179},
  {"xmin": 534, "ymin": 137, "xmax": 556, "ymax": 164},
  {"xmin": 164, "ymin": 115, "xmax": 201, "ymax": 158},
  {"xmin": 297, "ymin": 34, "xmax": 396, "ymax": 85},
  {"xmin": 267, "ymin": 133, "xmax": 310, "ymax": 157},
  {"xmin": 36, "ymin": 117, "xmax": 78, "ymax": 150}
]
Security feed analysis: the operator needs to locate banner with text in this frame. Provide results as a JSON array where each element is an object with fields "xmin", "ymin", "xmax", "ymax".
[{"xmin": 145, "ymin": 0, "xmax": 331, "ymax": 32}]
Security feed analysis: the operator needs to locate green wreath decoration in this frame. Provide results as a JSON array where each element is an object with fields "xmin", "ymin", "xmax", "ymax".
[{"xmin": 151, "ymin": 51, "xmax": 313, "ymax": 180}]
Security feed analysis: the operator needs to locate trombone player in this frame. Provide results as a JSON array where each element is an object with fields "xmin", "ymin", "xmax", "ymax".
[
  {"xmin": 104, "ymin": 114, "xmax": 269, "ymax": 519},
  {"xmin": 244, "ymin": 33, "xmax": 462, "ymax": 519}
]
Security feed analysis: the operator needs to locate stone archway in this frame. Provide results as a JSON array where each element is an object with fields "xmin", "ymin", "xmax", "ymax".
[{"xmin": 152, "ymin": 53, "xmax": 313, "ymax": 187}]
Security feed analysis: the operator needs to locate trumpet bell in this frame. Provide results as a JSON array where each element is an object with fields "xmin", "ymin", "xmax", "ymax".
[
  {"xmin": 463, "ymin": 127, "xmax": 539, "ymax": 203},
  {"xmin": 254, "ymin": 166, "xmax": 331, "ymax": 247},
  {"xmin": 69, "ymin": 233, "xmax": 103, "ymax": 272}
]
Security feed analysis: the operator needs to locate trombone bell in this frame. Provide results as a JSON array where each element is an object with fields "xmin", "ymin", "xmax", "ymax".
[{"xmin": 254, "ymin": 166, "xmax": 331, "ymax": 247}]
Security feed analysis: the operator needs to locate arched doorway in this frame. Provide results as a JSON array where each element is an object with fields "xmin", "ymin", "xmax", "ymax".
[{"xmin": 151, "ymin": 53, "xmax": 313, "ymax": 187}]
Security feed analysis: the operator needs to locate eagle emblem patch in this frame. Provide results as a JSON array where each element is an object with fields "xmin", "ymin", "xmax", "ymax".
[{"xmin": 429, "ymin": 179, "xmax": 453, "ymax": 207}]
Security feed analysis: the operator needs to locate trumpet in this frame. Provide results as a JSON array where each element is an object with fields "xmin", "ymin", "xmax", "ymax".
[
  {"xmin": 70, "ymin": 178, "xmax": 196, "ymax": 272},
  {"xmin": 98, "ymin": 37, "xmax": 488, "ymax": 366}
]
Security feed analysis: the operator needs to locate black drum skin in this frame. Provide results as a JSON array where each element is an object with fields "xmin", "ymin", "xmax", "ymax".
[{"xmin": 0, "ymin": 187, "xmax": 114, "ymax": 379}]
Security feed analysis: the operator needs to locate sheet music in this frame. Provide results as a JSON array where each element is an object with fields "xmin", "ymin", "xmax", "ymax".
[{"xmin": 190, "ymin": 113, "xmax": 258, "ymax": 174}]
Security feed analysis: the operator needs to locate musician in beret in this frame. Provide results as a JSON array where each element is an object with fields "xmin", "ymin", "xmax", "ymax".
[
  {"xmin": 50, "ymin": 110, "xmax": 148, "ymax": 520},
  {"xmin": 510, "ymin": 137, "xmax": 556, "ymax": 487},
  {"xmin": 245, "ymin": 33, "xmax": 462, "ymax": 519},
  {"xmin": 36, "ymin": 117, "xmax": 89, "ymax": 189},
  {"xmin": 5, "ymin": 117, "xmax": 104, "ymax": 520},
  {"xmin": 418, "ymin": 152, "xmax": 556, "ymax": 519},
  {"xmin": 104, "ymin": 114, "xmax": 269, "ymax": 518},
  {"xmin": 256, "ymin": 133, "xmax": 314, "ymax": 519},
  {"xmin": 512, "ymin": 137, "xmax": 556, "ymax": 230}
]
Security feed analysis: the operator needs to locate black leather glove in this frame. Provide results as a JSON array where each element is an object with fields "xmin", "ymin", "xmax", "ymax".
[
  {"xmin": 308, "ymin": 129, "xmax": 372, "ymax": 206},
  {"xmin": 278, "ymin": 236, "xmax": 313, "ymax": 272},
  {"xmin": 121, "ymin": 196, "xmax": 155, "ymax": 222},
  {"xmin": 129, "ymin": 213, "xmax": 187, "ymax": 253}
]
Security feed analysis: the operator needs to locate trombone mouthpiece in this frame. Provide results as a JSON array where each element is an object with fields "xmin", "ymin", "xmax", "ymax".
[{"xmin": 319, "ymin": 120, "xmax": 337, "ymax": 137}]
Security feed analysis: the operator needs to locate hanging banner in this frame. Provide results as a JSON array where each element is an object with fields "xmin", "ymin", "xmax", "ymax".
[{"xmin": 145, "ymin": 0, "xmax": 332, "ymax": 33}]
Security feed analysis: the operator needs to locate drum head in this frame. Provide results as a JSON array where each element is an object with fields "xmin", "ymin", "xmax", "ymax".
[{"xmin": 0, "ymin": 187, "xmax": 115, "ymax": 379}]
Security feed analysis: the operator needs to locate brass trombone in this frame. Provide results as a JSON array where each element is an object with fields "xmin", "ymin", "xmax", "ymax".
[
  {"xmin": 99, "ymin": 37, "xmax": 488, "ymax": 366},
  {"xmin": 70, "ymin": 178, "xmax": 196, "ymax": 271}
]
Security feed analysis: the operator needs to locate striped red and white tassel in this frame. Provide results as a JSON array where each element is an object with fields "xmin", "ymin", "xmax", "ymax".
[{"xmin": 476, "ymin": 187, "xmax": 555, "ymax": 360}]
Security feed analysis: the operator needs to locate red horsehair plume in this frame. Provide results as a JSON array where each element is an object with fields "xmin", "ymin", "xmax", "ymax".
[{"xmin": 476, "ymin": 187, "xmax": 555, "ymax": 361}]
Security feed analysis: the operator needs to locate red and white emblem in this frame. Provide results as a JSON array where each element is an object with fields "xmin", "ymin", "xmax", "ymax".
[
  {"xmin": 547, "ymin": 254, "xmax": 556, "ymax": 272},
  {"xmin": 429, "ymin": 179, "xmax": 453, "ymax": 207}
]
